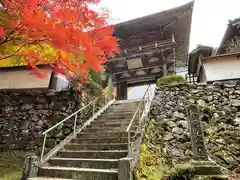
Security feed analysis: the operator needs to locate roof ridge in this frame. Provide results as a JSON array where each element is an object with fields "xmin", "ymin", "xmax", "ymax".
[{"xmin": 114, "ymin": 1, "xmax": 194, "ymax": 27}]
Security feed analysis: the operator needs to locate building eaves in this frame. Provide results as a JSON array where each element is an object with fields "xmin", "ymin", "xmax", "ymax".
[
  {"xmin": 202, "ymin": 51, "xmax": 240, "ymax": 62},
  {"xmin": 113, "ymin": 1, "xmax": 194, "ymax": 37}
]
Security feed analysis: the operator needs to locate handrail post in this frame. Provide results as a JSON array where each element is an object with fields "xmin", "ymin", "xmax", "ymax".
[
  {"xmin": 41, "ymin": 133, "xmax": 47, "ymax": 162},
  {"xmin": 93, "ymin": 101, "xmax": 96, "ymax": 116},
  {"xmin": 128, "ymin": 130, "xmax": 131, "ymax": 158},
  {"xmin": 150, "ymin": 85, "xmax": 152, "ymax": 98},
  {"xmin": 138, "ymin": 109, "xmax": 141, "ymax": 120},
  {"xmin": 126, "ymin": 85, "xmax": 152, "ymax": 161},
  {"xmin": 138, "ymin": 109, "xmax": 141, "ymax": 127},
  {"xmin": 148, "ymin": 89, "xmax": 150, "ymax": 103},
  {"xmin": 74, "ymin": 113, "xmax": 78, "ymax": 136}
]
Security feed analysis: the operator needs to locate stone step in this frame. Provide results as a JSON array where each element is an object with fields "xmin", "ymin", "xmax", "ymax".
[
  {"xmin": 38, "ymin": 166, "xmax": 118, "ymax": 180},
  {"xmin": 100, "ymin": 115, "xmax": 134, "ymax": 119},
  {"xmin": 111, "ymin": 104, "xmax": 139, "ymax": 107},
  {"xmin": 107, "ymin": 105, "xmax": 138, "ymax": 108},
  {"xmin": 104, "ymin": 110, "xmax": 137, "ymax": 114},
  {"xmin": 71, "ymin": 137, "xmax": 129, "ymax": 144},
  {"xmin": 94, "ymin": 119, "xmax": 133, "ymax": 124},
  {"xmin": 105, "ymin": 109, "xmax": 138, "ymax": 112},
  {"xmin": 82, "ymin": 127, "xmax": 137, "ymax": 133},
  {"xmin": 91, "ymin": 119, "xmax": 138, "ymax": 125},
  {"xmin": 64, "ymin": 143, "xmax": 128, "ymax": 151},
  {"xmin": 104, "ymin": 111, "xmax": 143, "ymax": 116},
  {"xmin": 103, "ymin": 112, "xmax": 135, "ymax": 115},
  {"xmin": 77, "ymin": 132, "xmax": 135, "ymax": 138},
  {"xmin": 106, "ymin": 109, "xmax": 142, "ymax": 112},
  {"xmin": 194, "ymin": 165, "xmax": 222, "ymax": 175},
  {"xmin": 98, "ymin": 115, "xmax": 133, "ymax": 119},
  {"xmin": 56, "ymin": 150, "xmax": 128, "ymax": 159},
  {"xmin": 88, "ymin": 122, "xmax": 131, "ymax": 128},
  {"xmin": 112, "ymin": 102, "xmax": 139, "ymax": 105},
  {"xmin": 48, "ymin": 157, "xmax": 118, "ymax": 169},
  {"xmin": 28, "ymin": 178, "xmax": 74, "ymax": 180},
  {"xmin": 95, "ymin": 119, "xmax": 132, "ymax": 123}
]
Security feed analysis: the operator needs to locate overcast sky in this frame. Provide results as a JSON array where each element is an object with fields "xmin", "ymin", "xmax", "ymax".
[{"xmin": 98, "ymin": 0, "xmax": 240, "ymax": 52}]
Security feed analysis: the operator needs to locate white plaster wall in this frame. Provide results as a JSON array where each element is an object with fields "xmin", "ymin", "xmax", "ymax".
[
  {"xmin": 203, "ymin": 56, "xmax": 240, "ymax": 82},
  {"xmin": 0, "ymin": 68, "xmax": 52, "ymax": 89}
]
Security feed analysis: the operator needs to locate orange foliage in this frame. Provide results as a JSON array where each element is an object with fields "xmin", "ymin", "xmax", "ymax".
[{"xmin": 0, "ymin": 0, "xmax": 119, "ymax": 81}]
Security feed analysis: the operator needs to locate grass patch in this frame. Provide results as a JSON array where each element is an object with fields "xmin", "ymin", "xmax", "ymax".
[{"xmin": 0, "ymin": 151, "xmax": 26, "ymax": 180}]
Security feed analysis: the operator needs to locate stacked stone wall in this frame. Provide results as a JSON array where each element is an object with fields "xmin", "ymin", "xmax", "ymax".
[
  {"xmin": 0, "ymin": 89, "xmax": 99, "ymax": 151},
  {"xmin": 150, "ymin": 81, "xmax": 240, "ymax": 173}
]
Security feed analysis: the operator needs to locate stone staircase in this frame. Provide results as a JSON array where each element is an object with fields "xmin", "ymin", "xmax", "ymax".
[{"xmin": 29, "ymin": 101, "xmax": 142, "ymax": 180}]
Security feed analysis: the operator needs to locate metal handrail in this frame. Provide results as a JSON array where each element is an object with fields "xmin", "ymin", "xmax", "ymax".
[
  {"xmin": 126, "ymin": 85, "xmax": 152, "ymax": 157},
  {"xmin": 40, "ymin": 97, "xmax": 100, "ymax": 162}
]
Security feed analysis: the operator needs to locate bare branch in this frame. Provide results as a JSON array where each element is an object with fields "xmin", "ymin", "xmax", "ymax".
[{"xmin": 0, "ymin": 28, "xmax": 18, "ymax": 45}]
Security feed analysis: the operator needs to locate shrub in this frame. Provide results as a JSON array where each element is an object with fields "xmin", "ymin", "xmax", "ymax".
[{"xmin": 157, "ymin": 75, "xmax": 186, "ymax": 87}]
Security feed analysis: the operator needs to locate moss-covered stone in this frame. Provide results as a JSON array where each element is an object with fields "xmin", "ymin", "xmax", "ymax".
[
  {"xmin": 157, "ymin": 75, "xmax": 186, "ymax": 87},
  {"xmin": 194, "ymin": 175, "xmax": 228, "ymax": 180},
  {"xmin": 145, "ymin": 80, "xmax": 240, "ymax": 178},
  {"xmin": 134, "ymin": 121, "xmax": 165, "ymax": 180},
  {"xmin": 166, "ymin": 163, "xmax": 195, "ymax": 179}
]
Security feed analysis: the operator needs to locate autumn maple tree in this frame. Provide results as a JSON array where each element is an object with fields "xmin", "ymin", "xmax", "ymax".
[{"xmin": 0, "ymin": 0, "xmax": 119, "ymax": 81}]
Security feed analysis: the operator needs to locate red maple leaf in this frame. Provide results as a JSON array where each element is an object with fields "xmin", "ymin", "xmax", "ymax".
[
  {"xmin": 0, "ymin": 27, "xmax": 5, "ymax": 38},
  {"xmin": 0, "ymin": 0, "xmax": 119, "ymax": 82}
]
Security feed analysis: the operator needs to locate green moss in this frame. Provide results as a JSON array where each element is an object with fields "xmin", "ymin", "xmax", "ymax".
[
  {"xmin": 167, "ymin": 163, "xmax": 196, "ymax": 179},
  {"xmin": 134, "ymin": 122, "xmax": 165, "ymax": 180},
  {"xmin": 157, "ymin": 75, "xmax": 186, "ymax": 87}
]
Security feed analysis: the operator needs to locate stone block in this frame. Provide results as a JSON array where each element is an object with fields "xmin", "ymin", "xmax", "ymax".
[
  {"xmin": 194, "ymin": 165, "xmax": 222, "ymax": 175},
  {"xmin": 118, "ymin": 158, "xmax": 132, "ymax": 180},
  {"xmin": 191, "ymin": 161, "xmax": 223, "ymax": 175},
  {"xmin": 21, "ymin": 155, "xmax": 40, "ymax": 180}
]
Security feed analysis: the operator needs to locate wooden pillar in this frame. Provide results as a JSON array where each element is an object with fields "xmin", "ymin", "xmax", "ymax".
[
  {"xmin": 172, "ymin": 34, "xmax": 177, "ymax": 74},
  {"xmin": 161, "ymin": 50, "xmax": 168, "ymax": 76},
  {"xmin": 116, "ymin": 81, "xmax": 128, "ymax": 100},
  {"xmin": 123, "ymin": 82, "xmax": 128, "ymax": 100},
  {"xmin": 108, "ymin": 73, "xmax": 113, "ymax": 101}
]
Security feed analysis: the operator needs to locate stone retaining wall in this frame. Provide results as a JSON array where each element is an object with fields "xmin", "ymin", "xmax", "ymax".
[
  {"xmin": 0, "ymin": 89, "xmax": 100, "ymax": 152},
  {"xmin": 150, "ymin": 81, "xmax": 240, "ymax": 174}
]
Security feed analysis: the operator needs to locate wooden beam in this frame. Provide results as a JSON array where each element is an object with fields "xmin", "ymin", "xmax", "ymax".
[
  {"xmin": 106, "ymin": 46, "xmax": 173, "ymax": 63},
  {"xmin": 106, "ymin": 41, "xmax": 174, "ymax": 63},
  {"xmin": 113, "ymin": 65, "xmax": 164, "ymax": 75},
  {"xmin": 119, "ymin": 75, "xmax": 158, "ymax": 84},
  {"xmin": 117, "ymin": 71, "xmax": 174, "ymax": 83}
]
